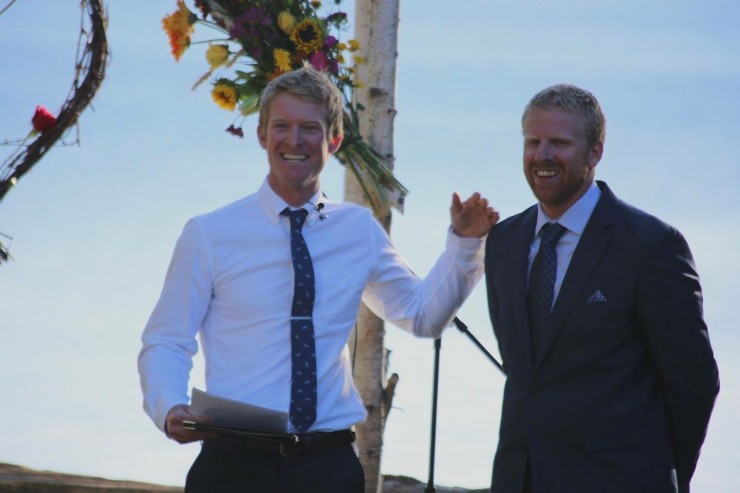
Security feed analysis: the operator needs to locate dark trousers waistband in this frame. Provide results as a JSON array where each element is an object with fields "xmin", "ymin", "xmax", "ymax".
[{"xmin": 208, "ymin": 429, "xmax": 355, "ymax": 457}]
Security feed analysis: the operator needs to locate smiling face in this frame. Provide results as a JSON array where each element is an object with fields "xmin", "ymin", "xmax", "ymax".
[
  {"xmin": 522, "ymin": 108, "xmax": 603, "ymax": 218},
  {"xmin": 258, "ymin": 92, "xmax": 342, "ymax": 206}
]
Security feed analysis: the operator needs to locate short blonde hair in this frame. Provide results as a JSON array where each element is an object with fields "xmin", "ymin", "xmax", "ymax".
[
  {"xmin": 259, "ymin": 66, "xmax": 344, "ymax": 140},
  {"xmin": 523, "ymin": 84, "xmax": 606, "ymax": 146}
]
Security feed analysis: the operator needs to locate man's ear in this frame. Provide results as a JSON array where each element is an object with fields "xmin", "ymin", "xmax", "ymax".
[
  {"xmin": 327, "ymin": 133, "xmax": 343, "ymax": 154},
  {"xmin": 588, "ymin": 141, "xmax": 604, "ymax": 169},
  {"xmin": 257, "ymin": 126, "xmax": 267, "ymax": 149}
]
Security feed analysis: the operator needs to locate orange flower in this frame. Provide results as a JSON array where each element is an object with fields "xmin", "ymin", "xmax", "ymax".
[{"xmin": 162, "ymin": 0, "xmax": 198, "ymax": 61}]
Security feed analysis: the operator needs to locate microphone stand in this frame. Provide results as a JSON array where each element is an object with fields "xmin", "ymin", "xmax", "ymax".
[
  {"xmin": 451, "ymin": 317, "xmax": 505, "ymax": 374},
  {"xmin": 425, "ymin": 317, "xmax": 505, "ymax": 493},
  {"xmin": 424, "ymin": 337, "xmax": 442, "ymax": 493}
]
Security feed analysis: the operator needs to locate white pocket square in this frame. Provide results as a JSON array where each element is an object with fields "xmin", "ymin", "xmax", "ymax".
[{"xmin": 587, "ymin": 289, "xmax": 607, "ymax": 303}]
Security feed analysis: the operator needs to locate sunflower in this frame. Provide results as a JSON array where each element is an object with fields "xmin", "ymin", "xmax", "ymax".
[
  {"xmin": 162, "ymin": 0, "xmax": 198, "ymax": 61},
  {"xmin": 211, "ymin": 80, "xmax": 239, "ymax": 111},
  {"xmin": 290, "ymin": 19, "xmax": 323, "ymax": 54},
  {"xmin": 273, "ymin": 48, "xmax": 293, "ymax": 73}
]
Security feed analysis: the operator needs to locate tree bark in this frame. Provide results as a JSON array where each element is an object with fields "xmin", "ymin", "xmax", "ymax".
[{"xmin": 345, "ymin": 1, "xmax": 400, "ymax": 492}]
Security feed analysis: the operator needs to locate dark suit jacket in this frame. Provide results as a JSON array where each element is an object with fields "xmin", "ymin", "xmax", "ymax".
[{"xmin": 485, "ymin": 181, "xmax": 719, "ymax": 493}]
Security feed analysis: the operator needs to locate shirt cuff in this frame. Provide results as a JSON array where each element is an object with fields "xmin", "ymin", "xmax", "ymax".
[{"xmin": 446, "ymin": 227, "xmax": 485, "ymax": 257}]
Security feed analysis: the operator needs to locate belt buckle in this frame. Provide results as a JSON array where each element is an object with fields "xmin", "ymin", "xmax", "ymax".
[{"xmin": 279, "ymin": 435, "xmax": 301, "ymax": 457}]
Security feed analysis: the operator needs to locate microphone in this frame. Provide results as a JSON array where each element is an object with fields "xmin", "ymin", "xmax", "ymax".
[{"xmin": 309, "ymin": 202, "xmax": 327, "ymax": 221}]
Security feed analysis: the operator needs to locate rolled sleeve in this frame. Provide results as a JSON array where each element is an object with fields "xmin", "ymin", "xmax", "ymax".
[{"xmin": 362, "ymin": 222, "xmax": 485, "ymax": 338}]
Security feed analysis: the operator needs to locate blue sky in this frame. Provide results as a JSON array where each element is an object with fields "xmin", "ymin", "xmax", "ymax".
[{"xmin": 1, "ymin": 0, "xmax": 738, "ymax": 489}]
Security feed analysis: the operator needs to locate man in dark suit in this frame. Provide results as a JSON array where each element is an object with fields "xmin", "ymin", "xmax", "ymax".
[{"xmin": 484, "ymin": 84, "xmax": 719, "ymax": 493}]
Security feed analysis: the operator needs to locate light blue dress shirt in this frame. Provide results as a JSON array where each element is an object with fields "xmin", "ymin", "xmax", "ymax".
[{"xmin": 528, "ymin": 181, "xmax": 601, "ymax": 305}]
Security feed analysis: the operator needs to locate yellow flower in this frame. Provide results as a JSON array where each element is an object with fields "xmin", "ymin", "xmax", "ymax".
[
  {"xmin": 336, "ymin": 54, "xmax": 345, "ymax": 64},
  {"xmin": 162, "ymin": 0, "xmax": 197, "ymax": 61},
  {"xmin": 353, "ymin": 55, "xmax": 365, "ymax": 65},
  {"xmin": 211, "ymin": 81, "xmax": 238, "ymax": 111},
  {"xmin": 273, "ymin": 48, "xmax": 292, "ymax": 73},
  {"xmin": 310, "ymin": 1, "xmax": 322, "ymax": 7},
  {"xmin": 278, "ymin": 11, "xmax": 296, "ymax": 35},
  {"xmin": 337, "ymin": 42, "xmax": 347, "ymax": 51},
  {"xmin": 290, "ymin": 19, "xmax": 323, "ymax": 54},
  {"xmin": 206, "ymin": 44, "xmax": 229, "ymax": 70},
  {"xmin": 347, "ymin": 39, "xmax": 360, "ymax": 52}
]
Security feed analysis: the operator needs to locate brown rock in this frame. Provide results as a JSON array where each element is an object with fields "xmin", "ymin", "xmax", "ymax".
[{"xmin": 0, "ymin": 463, "xmax": 487, "ymax": 492}]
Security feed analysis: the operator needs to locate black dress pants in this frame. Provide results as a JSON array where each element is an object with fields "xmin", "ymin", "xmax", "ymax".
[{"xmin": 185, "ymin": 440, "xmax": 365, "ymax": 493}]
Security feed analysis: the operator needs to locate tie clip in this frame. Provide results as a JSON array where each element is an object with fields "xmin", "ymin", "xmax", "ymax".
[{"xmin": 290, "ymin": 316, "xmax": 312, "ymax": 321}]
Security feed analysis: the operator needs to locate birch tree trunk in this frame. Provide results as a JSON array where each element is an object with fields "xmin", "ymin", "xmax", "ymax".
[{"xmin": 345, "ymin": 1, "xmax": 400, "ymax": 492}]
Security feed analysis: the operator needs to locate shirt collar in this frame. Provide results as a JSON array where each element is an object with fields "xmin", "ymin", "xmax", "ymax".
[
  {"xmin": 257, "ymin": 178, "xmax": 325, "ymax": 227},
  {"xmin": 535, "ymin": 180, "xmax": 601, "ymax": 237}
]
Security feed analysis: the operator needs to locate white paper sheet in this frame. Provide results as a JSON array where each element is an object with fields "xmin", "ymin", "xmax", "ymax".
[{"xmin": 189, "ymin": 388, "xmax": 289, "ymax": 433}]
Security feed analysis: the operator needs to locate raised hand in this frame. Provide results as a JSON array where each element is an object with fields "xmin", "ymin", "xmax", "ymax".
[{"xmin": 450, "ymin": 192, "xmax": 499, "ymax": 238}]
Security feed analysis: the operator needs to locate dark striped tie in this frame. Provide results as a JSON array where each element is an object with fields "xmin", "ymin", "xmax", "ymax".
[{"xmin": 528, "ymin": 223, "xmax": 566, "ymax": 357}]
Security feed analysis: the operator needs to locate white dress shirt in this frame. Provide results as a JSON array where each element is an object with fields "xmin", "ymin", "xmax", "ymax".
[
  {"xmin": 139, "ymin": 179, "xmax": 485, "ymax": 433},
  {"xmin": 528, "ymin": 181, "xmax": 601, "ymax": 304}
]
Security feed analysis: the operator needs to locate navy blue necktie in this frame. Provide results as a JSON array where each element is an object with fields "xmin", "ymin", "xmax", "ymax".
[
  {"xmin": 528, "ymin": 223, "xmax": 566, "ymax": 357},
  {"xmin": 281, "ymin": 208, "xmax": 317, "ymax": 433}
]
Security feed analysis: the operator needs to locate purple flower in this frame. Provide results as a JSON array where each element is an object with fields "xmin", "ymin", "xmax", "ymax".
[
  {"xmin": 231, "ymin": 23, "xmax": 259, "ymax": 41},
  {"xmin": 250, "ymin": 46, "xmax": 263, "ymax": 60},
  {"xmin": 309, "ymin": 51, "xmax": 329, "ymax": 71},
  {"xmin": 328, "ymin": 59, "xmax": 339, "ymax": 75},
  {"xmin": 326, "ymin": 12, "xmax": 348, "ymax": 24},
  {"xmin": 324, "ymin": 35, "xmax": 338, "ymax": 49},
  {"xmin": 240, "ymin": 7, "xmax": 268, "ymax": 24},
  {"xmin": 231, "ymin": 7, "xmax": 271, "ymax": 38}
]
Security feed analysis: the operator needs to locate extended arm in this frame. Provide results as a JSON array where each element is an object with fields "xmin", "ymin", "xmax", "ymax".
[{"xmin": 362, "ymin": 193, "xmax": 498, "ymax": 338}]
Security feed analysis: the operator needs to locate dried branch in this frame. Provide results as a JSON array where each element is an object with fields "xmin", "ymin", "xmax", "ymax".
[
  {"xmin": 0, "ymin": 0, "xmax": 18, "ymax": 16},
  {"xmin": 0, "ymin": 0, "xmax": 108, "ymax": 202}
]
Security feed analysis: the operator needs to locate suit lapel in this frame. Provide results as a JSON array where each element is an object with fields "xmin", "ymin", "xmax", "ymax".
[
  {"xmin": 507, "ymin": 207, "xmax": 538, "ymax": 371},
  {"xmin": 532, "ymin": 182, "xmax": 618, "ymax": 372}
]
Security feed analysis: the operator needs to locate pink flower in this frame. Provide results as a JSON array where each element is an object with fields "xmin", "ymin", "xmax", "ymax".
[
  {"xmin": 31, "ymin": 105, "xmax": 57, "ymax": 133},
  {"xmin": 309, "ymin": 51, "xmax": 329, "ymax": 71}
]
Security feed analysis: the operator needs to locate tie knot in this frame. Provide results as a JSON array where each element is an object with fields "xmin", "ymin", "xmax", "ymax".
[
  {"xmin": 281, "ymin": 208, "xmax": 309, "ymax": 230},
  {"xmin": 540, "ymin": 223, "xmax": 566, "ymax": 248}
]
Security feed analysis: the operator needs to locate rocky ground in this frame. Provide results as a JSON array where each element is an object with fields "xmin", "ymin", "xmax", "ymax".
[{"xmin": 0, "ymin": 463, "xmax": 487, "ymax": 492}]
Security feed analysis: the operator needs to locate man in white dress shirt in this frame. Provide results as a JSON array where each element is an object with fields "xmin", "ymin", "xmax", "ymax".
[{"xmin": 138, "ymin": 66, "xmax": 498, "ymax": 492}]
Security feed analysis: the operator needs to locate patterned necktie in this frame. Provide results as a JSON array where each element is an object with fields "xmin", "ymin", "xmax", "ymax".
[
  {"xmin": 281, "ymin": 208, "xmax": 317, "ymax": 433},
  {"xmin": 527, "ymin": 223, "xmax": 567, "ymax": 357}
]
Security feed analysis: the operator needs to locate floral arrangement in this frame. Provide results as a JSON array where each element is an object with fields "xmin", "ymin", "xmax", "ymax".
[{"xmin": 162, "ymin": 0, "xmax": 407, "ymax": 211}]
